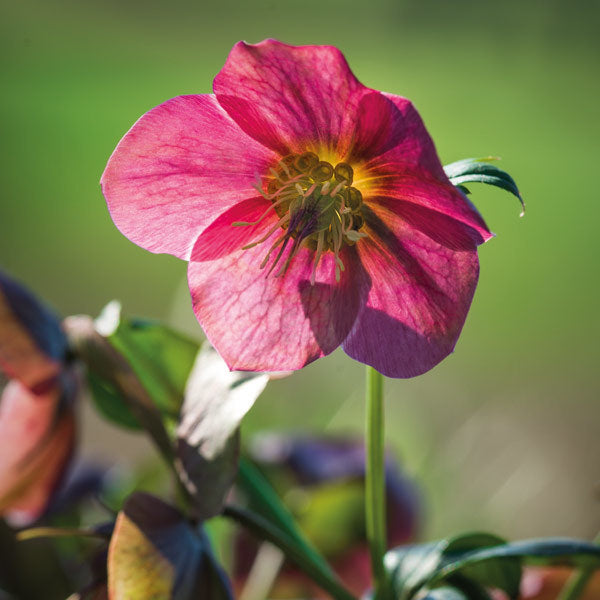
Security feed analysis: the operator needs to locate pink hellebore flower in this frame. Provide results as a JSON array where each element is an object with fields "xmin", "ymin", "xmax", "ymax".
[
  {"xmin": 0, "ymin": 272, "xmax": 76, "ymax": 526},
  {"xmin": 102, "ymin": 40, "xmax": 492, "ymax": 377}
]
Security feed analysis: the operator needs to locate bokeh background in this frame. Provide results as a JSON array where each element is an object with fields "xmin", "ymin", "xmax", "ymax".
[{"xmin": 2, "ymin": 0, "xmax": 598, "ymax": 542}]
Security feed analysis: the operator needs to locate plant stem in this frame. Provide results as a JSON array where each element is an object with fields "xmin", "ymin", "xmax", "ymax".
[
  {"xmin": 16, "ymin": 527, "xmax": 109, "ymax": 542},
  {"xmin": 557, "ymin": 532, "xmax": 600, "ymax": 600},
  {"xmin": 365, "ymin": 365, "xmax": 388, "ymax": 600},
  {"xmin": 223, "ymin": 505, "xmax": 356, "ymax": 600}
]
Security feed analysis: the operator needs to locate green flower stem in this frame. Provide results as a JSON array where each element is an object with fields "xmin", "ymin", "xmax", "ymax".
[
  {"xmin": 557, "ymin": 532, "xmax": 600, "ymax": 600},
  {"xmin": 16, "ymin": 527, "xmax": 109, "ymax": 542},
  {"xmin": 223, "ymin": 505, "xmax": 357, "ymax": 600},
  {"xmin": 365, "ymin": 365, "xmax": 389, "ymax": 600}
]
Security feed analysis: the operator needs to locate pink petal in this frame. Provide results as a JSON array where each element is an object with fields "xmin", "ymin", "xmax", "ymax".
[
  {"xmin": 342, "ymin": 199, "xmax": 480, "ymax": 378},
  {"xmin": 191, "ymin": 196, "xmax": 275, "ymax": 262},
  {"xmin": 350, "ymin": 92, "xmax": 449, "ymax": 176},
  {"xmin": 101, "ymin": 94, "xmax": 278, "ymax": 260},
  {"xmin": 0, "ymin": 379, "xmax": 75, "ymax": 525},
  {"xmin": 360, "ymin": 168, "xmax": 492, "ymax": 244},
  {"xmin": 188, "ymin": 207, "xmax": 371, "ymax": 370},
  {"xmin": 213, "ymin": 40, "xmax": 369, "ymax": 157}
]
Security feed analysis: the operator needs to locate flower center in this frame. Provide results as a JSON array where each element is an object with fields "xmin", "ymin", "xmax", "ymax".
[{"xmin": 234, "ymin": 152, "xmax": 366, "ymax": 284}]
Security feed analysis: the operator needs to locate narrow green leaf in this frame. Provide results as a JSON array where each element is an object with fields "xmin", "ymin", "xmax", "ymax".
[
  {"xmin": 438, "ymin": 538, "xmax": 600, "ymax": 577},
  {"xmin": 444, "ymin": 157, "xmax": 524, "ymax": 216},
  {"xmin": 443, "ymin": 157, "xmax": 500, "ymax": 179},
  {"xmin": 237, "ymin": 458, "xmax": 339, "ymax": 586},
  {"xmin": 223, "ymin": 505, "xmax": 356, "ymax": 600}
]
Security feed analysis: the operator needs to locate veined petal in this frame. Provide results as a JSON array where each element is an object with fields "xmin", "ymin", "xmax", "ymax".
[
  {"xmin": 0, "ymin": 273, "xmax": 65, "ymax": 392},
  {"xmin": 101, "ymin": 94, "xmax": 278, "ymax": 260},
  {"xmin": 192, "ymin": 196, "xmax": 275, "ymax": 262},
  {"xmin": 214, "ymin": 40, "xmax": 369, "ymax": 158},
  {"xmin": 0, "ymin": 379, "xmax": 75, "ymax": 526},
  {"xmin": 188, "ymin": 232, "xmax": 371, "ymax": 372},
  {"xmin": 350, "ymin": 92, "xmax": 449, "ymax": 177},
  {"xmin": 342, "ymin": 201, "xmax": 480, "ymax": 378},
  {"xmin": 359, "ymin": 168, "xmax": 492, "ymax": 243}
]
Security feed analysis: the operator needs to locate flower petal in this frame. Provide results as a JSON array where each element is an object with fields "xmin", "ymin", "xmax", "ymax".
[
  {"xmin": 360, "ymin": 168, "xmax": 492, "ymax": 244},
  {"xmin": 191, "ymin": 196, "xmax": 275, "ymax": 262},
  {"xmin": 349, "ymin": 92, "xmax": 449, "ymax": 176},
  {"xmin": 101, "ymin": 94, "xmax": 278, "ymax": 260},
  {"xmin": 0, "ymin": 272, "xmax": 65, "ymax": 392},
  {"xmin": 188, "ymin": 224, "xmax": 371, "ymax": 371},
  {"xmin": 213, "ymin": 40, "xmax": 368, "ymax": 157},
  {"xmin": 0, "ymin": 379, "xmax": 75, "ymax": 526},
  {"xmin": 342, "ymin": 200, "xmax": 480, "ymax": 378}
]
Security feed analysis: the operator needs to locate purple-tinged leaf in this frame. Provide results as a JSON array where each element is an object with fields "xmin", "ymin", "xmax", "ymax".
[{"xmin": 108, "ymin": 492, "xmax": 232, "ymax": 600}]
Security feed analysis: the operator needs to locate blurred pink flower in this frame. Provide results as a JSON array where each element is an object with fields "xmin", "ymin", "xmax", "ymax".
[
  {"xmin": 0, "ymin": 272, "xmax": 76, "ymax": 526},
  {"xmin": 102, "ymin": 40, "xmax": 491, "ymax": 377}
]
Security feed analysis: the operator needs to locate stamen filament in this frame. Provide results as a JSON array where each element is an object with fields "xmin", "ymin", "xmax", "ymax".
[
  {"xmin": 310, "ymin": 231, "xmax": 325, "ymax": 286},
  {"xmin": 242, "ymin": 215, "xmax": 290, "ymax": 250}
]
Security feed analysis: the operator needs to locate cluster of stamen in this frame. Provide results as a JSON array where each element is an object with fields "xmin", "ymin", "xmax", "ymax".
[{"xmin": 234, "ymin": 152, "xmax": 366, "ymax": 284}]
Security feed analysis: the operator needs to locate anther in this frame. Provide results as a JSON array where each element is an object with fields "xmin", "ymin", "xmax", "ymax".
[
  {"xmin": 346, "ymin": 187, "xmax": 363, "ymax": 211},
  {"xmin": 294, "ymin": 152, "xmax": 319, "ymax": 173},
  {"xmin": 310, "ymin": 161, "xmax": 334, "ymax": 182},
  {"xmin": 334, "ymin": 162, "xmax": 353, "ymax": 185}
]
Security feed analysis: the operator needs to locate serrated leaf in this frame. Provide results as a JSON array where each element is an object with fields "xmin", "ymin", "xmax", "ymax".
[
  {"xmin": 175, "ymin": 344, "xmax": 269, "ymax": 520},
  {"xmin": 96, "ymin": 301, "xmax": 199, "ymax": 428},
  {"xmin": 107, "ymin": 492, "xmax": 233, "ymax": 600},
  {"xmin": 444, "ymin": 158, "xmax": 524, "ymax": 216}
]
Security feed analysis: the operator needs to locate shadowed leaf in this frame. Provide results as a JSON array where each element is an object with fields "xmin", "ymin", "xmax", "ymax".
[
  {"xmin": 108, "ymin": 492, "xmax": 232, "ymax": 600},
  {"xmin": 176, "ymin": 344, "xmax": 268, "ymax": 519}
]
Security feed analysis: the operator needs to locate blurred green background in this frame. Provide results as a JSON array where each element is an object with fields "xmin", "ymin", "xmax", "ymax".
[{"xmin": 2, "ymin": 0, "xmax": 598, "ymax": 541}]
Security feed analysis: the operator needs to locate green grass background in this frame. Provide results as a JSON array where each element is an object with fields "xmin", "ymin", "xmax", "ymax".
[{"xmin": 2, "ymin": 0, "xmax": 598, "ymax": 541}]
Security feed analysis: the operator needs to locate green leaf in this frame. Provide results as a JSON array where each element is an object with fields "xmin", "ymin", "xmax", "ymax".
[
  {"xmin": 385, "ymin": 533, "xmax": 517, "ymax": 600},
  {"xmin": 443, "ymin": 157, "xmax": 524, "ymax": 216},
  {"xmin": 420, "ymin": 587, "xmax": 469, "ymax": 600},
  {"xmin": 87, "ymin": 370, "xmax": 141, "ymax": 430},
  {"xmin": 439, "ymin": 533, "xmax": 520, "ymax": 599},
  {"xmin": 96, "ymin": 301, "xmax": 199, "ymax": 429},
  {"xmin": 387, "ymin": 533, "xmax": 600, "ymax": 600},
  {"xmin": 107, "ymin": 492, "xmax": 233, "ymax": 600},
  {"xmin": 438, "ymin": 538, "xmax": 600, "ymax": 579},
  {"xmin": 384, "ymin": 540, "xmax": 447, "ymax": 600},
  {"xmin": 175, "ymin": 343, "xmax": 269, "ymax": 520},
  {"xmin": 237, "ymin": 458, "xmax": 340, "ymax": 587}
]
